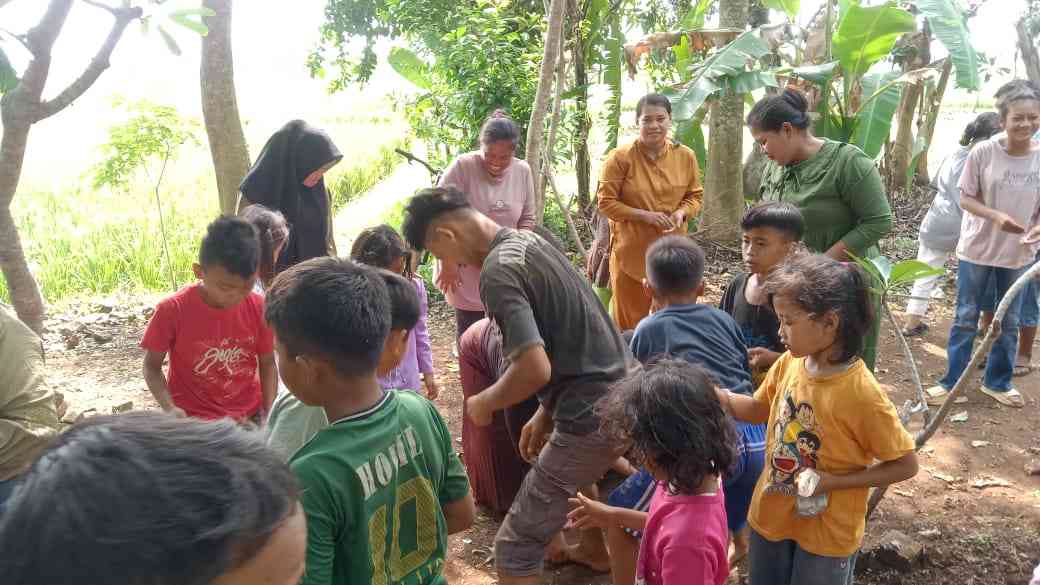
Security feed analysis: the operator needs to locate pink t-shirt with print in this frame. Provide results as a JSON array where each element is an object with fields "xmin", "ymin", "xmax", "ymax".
[
  {"xmin": 635, "ymin": 481, "xmax": 729, "ymax": 585},
  {"xmin": 956, "ymin": 136, "xmax": 1040, "ymax": 269},
  {"xmin": 437, "ymin": 152, "xmax": 537, "ymax": 311}
]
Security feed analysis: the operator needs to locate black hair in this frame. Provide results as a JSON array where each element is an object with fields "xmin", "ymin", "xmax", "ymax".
[
  {"xmin": 199, "ymin": 215, "xmax": 261, "ymax": 279},
  {"xmin": 0, "ymin": 412, "xmax": 298, "ymax": 585},
  {"xmin": 265, "ymin": 256, "xmax": 390, "ymax": 378},
  {"xmin": 645, "ymin": 235, "xmax": 705, "ymax": 296},
  {"xmin": 797, "ymin": 430, "xmax": 821, "ymax": 451},
  {"xmin": 377, "ymin": 268, "xmax": 420, "ymax": 332},
  {"xmin": 598, "ymin": 358, "xmax": 737, "ymax": 495},
  {"xmin": 959, "ymin": 111, "xmax": 1002, "ymax": 147},
  {"xmin": 480, "ymin": 109, "xmax": 520, "ymax": 147},
  {"xmin": 636, "ymin": 93, "xmax": 672, "ymax": 120},
  {"xmin": 741, "ymin": 201, "xmax": 805, "ymax": 241},
  {"xmin": 763, "ymin": 253, "xmax": 874, "ymax": 364},
  {"xmin": 746, "ymin": 88, "xmax": 812, "ymax": 132},
  {"xmin": 401, "ymin": 186, "xmax": 473, "ymax": 252},
  {"xmin": 241, "ymin": 205, "xmax": 290, "ymax": 288},
  {"xmin": 994, "ymin": 79, "xmax": 1040, "ymax": 121},
  {"xmin": 351, "ymin": 224, "xmax": 412, "ymax": 278}
]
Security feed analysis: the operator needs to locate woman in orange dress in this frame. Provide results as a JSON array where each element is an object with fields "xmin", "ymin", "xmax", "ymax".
[{"xmin": 597, "ymin": 93, "xmax": 703, "ymax": 330}]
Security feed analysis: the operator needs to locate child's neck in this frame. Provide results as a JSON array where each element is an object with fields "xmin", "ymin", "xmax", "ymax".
[
  {"xmin": 805, "ymin": 349, "xmax": 855, "ymax": 377},
  {"xmin": 654, "ymin": 291, "xmax": 701, "ymax": 309},
  {"xmin": 682, "ymin": 473, "xmax": 719, "ymax": 496},
  {"xmin": 321, "ymin": 373, "xmax": 386, "ymax": 424}
]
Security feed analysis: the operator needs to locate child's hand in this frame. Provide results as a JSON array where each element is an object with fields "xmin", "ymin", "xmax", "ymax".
[
  {"xmin": 423, "ymin": 375, "xmax": 440, "ymax": 400},
  {"xmin": 798, "ymin": 469, "xmax": 836, "ymax": 496},
  {"xmin": 465, "ymin": 394, "xmax": 493, "ymax": 427},
  {"xmin": 748, "ymin": 347, "xmax": 780, "ymax": 370},
  {"xmin": 995, "ymin": 212, "xmax": 1026, "ymax": 234},
  {"xmin": 566, "ymin": 492, "xmax": 613, "ymax": 530}
]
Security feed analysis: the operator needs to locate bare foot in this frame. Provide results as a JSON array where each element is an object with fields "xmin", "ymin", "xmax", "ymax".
[
  {"xmin": 545, "ymin": 533, "xmax": 568, "ymax": 564},
  {"xmin": 564, "ymin": 542, "xmax": 611, "ymax": 573}
]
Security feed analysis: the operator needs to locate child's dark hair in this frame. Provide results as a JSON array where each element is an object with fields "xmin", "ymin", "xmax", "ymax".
[
  {"xmin": 480, "ymin": 109, "xmax": 520, "ymax": 147},
  {"xmin": 378, "ymin": 268, "xmax": 420, "ymax": 332},
  {"xmin": 764, "ymin": 254, "xmax": 874, "ymax": 364},
  {"xmin": 199, "ymin": 215, "xmax": 260, "ymax": 279},
  {"xmin": 746, "ymin": 88, "xmax": 812, "ymax": 132},
  {"xmin": 636, "ymin": 93, "xmax": 672, "ymax": 120},
  {"xmin": 351, "ymin": 224, "xmax": 413, "ymax": 277},
  {"xmin": 265, "ymin": 256, "xmax": 390, "ymax": 378},
  {"xmin": 741, "ymin": 201, "xmax": 805, "ymax": 241},
  {"xmin": 645, "ymin": 235, "xmax": 705, "ymax": 297},
  {"xmin": 994, "ymin": 79, "xmax": 1040, "ymax": 120},
  {"xmin": 0, "ymin": 412, "xmax": 298, "ymax": 585},
  {"xmin": 401, "ymin": 186, "xmax": 472, "ymax": 252},
  {"xmin": 959, "ymin": 111, "xmax": 1001, "ymax": 147},
  {"xmin": 598, "ymin": 358, "xmax": 737, "ymax": 495},
  {"xmin": 241, "ymin": 205, "xmax": 289, "ymax": 288}
]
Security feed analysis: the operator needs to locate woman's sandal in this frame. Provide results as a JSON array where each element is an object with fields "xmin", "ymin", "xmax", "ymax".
[
  {"xmin": 978, "ymin": 386, "xmax": 1025, "ymax": 408},
  {"xmin": 1013, "ymin": 363, "xmax": 1034, "ymax": 377}
]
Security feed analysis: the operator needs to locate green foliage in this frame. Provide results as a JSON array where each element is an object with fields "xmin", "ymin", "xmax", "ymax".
[
  {"xmin": 832, "ymin": 1, "xmax": 915, "ymax": 78},
  {"xmin": 850, "ymin": 252, "xmax": 945, "ymax": 296},
  {"xmin": 911, "ymin": 0, "xmax": 980, "ymax": 90},
  {"xmin": 603, "ymin": 14, "xmax": 624, "ymax": 152},
  {"xmin": 140, "ymin": 3, "xmax": 215, "ymax": 56},
  {"xmin": 327, "ymin": 138, "xmax": 409, "ymax": 211},
  {"xmin": 92, "ymin": 99, "xmax": 199, "ymax": 192},
  {"xmin": 387, "ymin": 47, "xmax": 432, "ymax": 90},
  {"xmin": 0, "ymin": 46, "xmax": 17, "ymax": 94},
  {"xmin": 851, "ymin": 69, "xmax": 903, "ymax": 157},
  {"xmin": 762, "ymin": 0, "xmax": 800, "ymax": 19}
]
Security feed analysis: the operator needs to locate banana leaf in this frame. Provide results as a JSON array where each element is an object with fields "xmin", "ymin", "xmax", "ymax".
[
  {"xmin": 388, "ymin": 47, "xmax": 432, "ymax": 90},
  {"xmin": 832, "ymin": 2, "xmax": 915, "ymax": 78},
  {"xmin": 852, "ymin": 69, "xmax": 903, "ymax": 159},
  {"xmin": 911, "ymin": 0, "xmax": 980, "ymax": 90},
  {"xmin": 670, "ymin": 29, "xmax": 772, "ymax": 123}
]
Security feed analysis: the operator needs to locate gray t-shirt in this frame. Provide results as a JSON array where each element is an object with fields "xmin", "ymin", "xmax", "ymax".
[
  {"xmin": 918, "ymin": 146, "xmax": 970, "ymax": 251},
  {"xmin": 480, "ymin": 228, "xmax": 633, "ymax": 434}
]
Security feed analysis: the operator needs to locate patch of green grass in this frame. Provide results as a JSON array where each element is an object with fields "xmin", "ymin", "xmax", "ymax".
[{"xmin": 327, "ymin": 138, "xmax": 410, "ymax": 211}]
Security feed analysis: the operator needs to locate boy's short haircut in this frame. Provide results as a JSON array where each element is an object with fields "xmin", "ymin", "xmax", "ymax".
[
  {"xmin": 740, "ymin": 202, "xmax": 805, "ymax": 241},
  {"xmin": 401, "ymin": 186, "xmax": 472, "ymax": 251},
  {"xmin": 378, "ymin": 269, "xmax": 421, "ymax": 332},
  {"xmin": 0, "ymin": 412, "xmax": 298, "ymax": 585},
  {"xmin": 645, "ymin": 235, "xmax": 705, "ymax": 297},
  {"xmin": 199, "ymin": 215, "xmax": 261, "ymax": 279},
  {"xmin": 265, "ymin": 256, "xmax": 390, "ymax": 378}
]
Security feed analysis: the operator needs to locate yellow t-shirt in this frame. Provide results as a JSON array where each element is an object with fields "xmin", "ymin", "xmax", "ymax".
[{"xmin": 748, "ymin": 353, "xmax": 915, "ymax": 557}]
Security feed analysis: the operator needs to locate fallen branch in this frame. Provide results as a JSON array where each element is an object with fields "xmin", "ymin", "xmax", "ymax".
[
  {"xmin": 882, "ymin": 302, "xmax": 930, "ymax": 427},
  {"xmin": 866, "ymin": 260, "xmax": 1040, "ymax": 518}
]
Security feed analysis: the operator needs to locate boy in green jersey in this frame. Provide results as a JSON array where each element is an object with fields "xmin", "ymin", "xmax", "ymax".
[{"xmin": 265, "ymin": 257, "xmax": 474, "ymax": 585}]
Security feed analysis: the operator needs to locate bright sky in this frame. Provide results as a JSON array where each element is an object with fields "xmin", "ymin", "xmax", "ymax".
[{"xmin": 1, "ymin": 0, "xmax": 1032, "ymax": 187}]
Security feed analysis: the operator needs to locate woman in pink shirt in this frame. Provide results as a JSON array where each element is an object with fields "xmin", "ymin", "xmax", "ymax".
[{"xmin": 438, "ymin": 111, "xmax": 537, "ymax": 338}]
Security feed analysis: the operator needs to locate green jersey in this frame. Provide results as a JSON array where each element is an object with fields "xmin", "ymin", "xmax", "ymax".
[{"xmin": 291, "ymin": 390, "xmax": 469, "ymax": 585}]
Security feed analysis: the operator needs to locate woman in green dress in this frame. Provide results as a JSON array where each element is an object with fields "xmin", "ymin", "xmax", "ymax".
[{"xmin": 748, "ymin": 88, "xmax": 893, "ymax": 370}]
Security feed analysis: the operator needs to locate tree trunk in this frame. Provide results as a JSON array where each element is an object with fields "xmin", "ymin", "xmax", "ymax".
[
  {"xmin": 700, "ymin": 0, "xmax": 748, "ymax": 245},
  {"xmin": 0, "ymin": 0, "xmax": 140, "ymax": 332},
  {"xmin": 526, "ymin": 0, "xmax": 566, "ymax": 224},
  {"xmin": 572, "ymin": 33, "xmax": 591, "ymax": 212},
  {"xmin": 1017, "ymin": 17, "xmax": 1040, "ymax": 87},
  {"xmin": 914, "ymin": 58, "xmax": 953, "ymax": 185},
  {"xmin": 201, "ymin": 0, "xmax": 250, "ymax": 215},
  {"xmin": 887, "ymin": 30, "xmax": 930, "ymax": 191}
]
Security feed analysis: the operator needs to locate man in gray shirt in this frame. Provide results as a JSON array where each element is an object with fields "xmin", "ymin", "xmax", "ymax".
[{"xmin": 403, "ymin": 186, "xmax": 633, "ymax": 584}]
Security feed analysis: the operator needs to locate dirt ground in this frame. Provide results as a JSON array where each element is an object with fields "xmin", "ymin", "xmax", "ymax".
[{"xmin": 42, "ymin": 265, "xmax": 1040, "ymax": 585}]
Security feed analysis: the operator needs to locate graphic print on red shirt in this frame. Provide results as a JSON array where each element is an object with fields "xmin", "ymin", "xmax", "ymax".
[{"xmin": 141, "ymin": 283, "xmax": 274, "ymax": 419}]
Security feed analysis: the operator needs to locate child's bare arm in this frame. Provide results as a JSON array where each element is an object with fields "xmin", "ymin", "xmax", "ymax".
[
  {"xmin": 443, "ymin": 491, "xmax": 476, "ymax": 534},
  {"xmin": 142, "ymin": 351, "xmax": 183, "ymax": 416},
  {"xmin": 567, "ymin": 493, "xmax": 648, "ymax": 532},
  {"xmin": 812, "ymin": 451, "xmax": 919, "ymax": 495},
  {"xmin": 716, "ymin": 388, "xmax": 770, "ymax": 424},
  {"xmin": 257, "ymin": 353, "xmax": 277, "ymax": 416}
]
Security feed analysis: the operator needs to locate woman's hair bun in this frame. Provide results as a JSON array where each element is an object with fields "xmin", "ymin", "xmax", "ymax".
[{"xmin": 781, "ymin": 88, "xmax": 809, "ymax": 114}]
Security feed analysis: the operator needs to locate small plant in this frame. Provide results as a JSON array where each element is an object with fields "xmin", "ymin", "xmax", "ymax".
[{"xmin": 93, "ymin": 98, "xmax": 200, "ymax": 291}]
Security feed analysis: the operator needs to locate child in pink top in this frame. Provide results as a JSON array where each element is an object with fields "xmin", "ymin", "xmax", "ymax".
[
  {"xmin": 437, "ymin": 111, "xmax": 537, "ymax": 337},
  {"xmin": 570, "ymin": 358, "xmax": 734, "ymax": 585}
]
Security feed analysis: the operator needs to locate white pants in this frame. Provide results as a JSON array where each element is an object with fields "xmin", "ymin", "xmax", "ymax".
[{"xmin": 905, "ymin": 242, "xmax": 952, "ymax": 317}]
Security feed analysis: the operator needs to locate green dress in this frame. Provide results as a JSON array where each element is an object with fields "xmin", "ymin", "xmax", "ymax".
[{"xmin": 759, "ymin": 139, "xmax": 893, "ymax": 370}]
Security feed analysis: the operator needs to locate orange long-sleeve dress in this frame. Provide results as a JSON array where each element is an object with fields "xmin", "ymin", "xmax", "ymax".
[{"xmin": 597, "ymin": 140, "xmax": 703, "ymax": 330}]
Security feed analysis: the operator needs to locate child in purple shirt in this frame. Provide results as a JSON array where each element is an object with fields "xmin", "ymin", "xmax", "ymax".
[
  {"xmin": 570, "ymin": 359, "xmax": 734, "ymax": 585},
  {"xmin": 351, "ymin": 225, "xmax": 439, "ymax": 398}
]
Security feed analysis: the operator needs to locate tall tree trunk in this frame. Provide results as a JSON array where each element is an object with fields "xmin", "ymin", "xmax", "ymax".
[
  {"xmin": 700, "ymin": 0, "xmax": 748, "ymax": 245},
  {"xmin": 526, "ymin": 0, "xmax": 566, "ymax": 224},
  {"xmin": 1017, "ymin": 16, "xmax": 1040, "ymax": 87},
  {"xmin": 0, "ymin": 0, "xmax": 139, "ymax": 332},
  {"xmin": 915, "ymin": 58, "xmax": 952, "ymax": 185},
  {"xmin": 887, "ymin": 29, "xmax": 930, "ymax": 191},
  {"xmin": 572, "ymin": 32, "xmax": 591, "ymax": 212},
  {"xmin": 201, "ymin": 0, "xmax": 250, "ymax": 215}
]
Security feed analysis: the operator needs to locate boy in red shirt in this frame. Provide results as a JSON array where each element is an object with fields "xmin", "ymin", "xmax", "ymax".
[{"xmin": 141, "ymin": 216, "xmax": 277, "ymax": 421}]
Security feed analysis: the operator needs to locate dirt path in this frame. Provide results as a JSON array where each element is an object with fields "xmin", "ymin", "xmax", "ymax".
[{"xmin": 43, "ymin": 278, "xmax": 1040, "ymax": 584}]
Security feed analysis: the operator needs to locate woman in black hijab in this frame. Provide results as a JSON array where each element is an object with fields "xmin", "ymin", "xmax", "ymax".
[{"xmin": 238, "ymin": 120, "xmax": 343, "ymax": 272}]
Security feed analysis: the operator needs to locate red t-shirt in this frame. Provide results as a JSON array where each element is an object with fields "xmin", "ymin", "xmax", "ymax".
[{"xmin": 141, "ymin": 283, "xmax": 274, "ymax": 419}]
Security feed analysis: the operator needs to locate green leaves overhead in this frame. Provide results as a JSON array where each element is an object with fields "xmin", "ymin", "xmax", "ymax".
[
  {"xmin": 387, "ymin": 47, "xmax": 432, "ymax": 90},
  {"xmin": 832, "ymin": 1, "xmax": 915, "ymax": 77},
  {"xmin": 852, "ymin": 70, "xmax": 903, "ymax": 159},
  {"xmin": 789, "ymin": 61, "xmax": 839, "ymax": 85},
  {"xmin": 669, "ymin": 30, "xmax": 774, "ymax": 122},
  {"xmin": 0, "ymin": 46, "xmax": 18, "ymax": 94},
  {"xmin": 167, "ymin": 7, "xmax": 214, "ymax": 36},
  {"xmin": 762, "ymin": 0, "xmax": 801, "ymax": 19},
  {"xmin": 604, "ymin": 14, "xmax": 624, "ymax": 151},
  {"xmin": 912, "ymin": 0, "xmax": 980, "ymax": 90}
]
